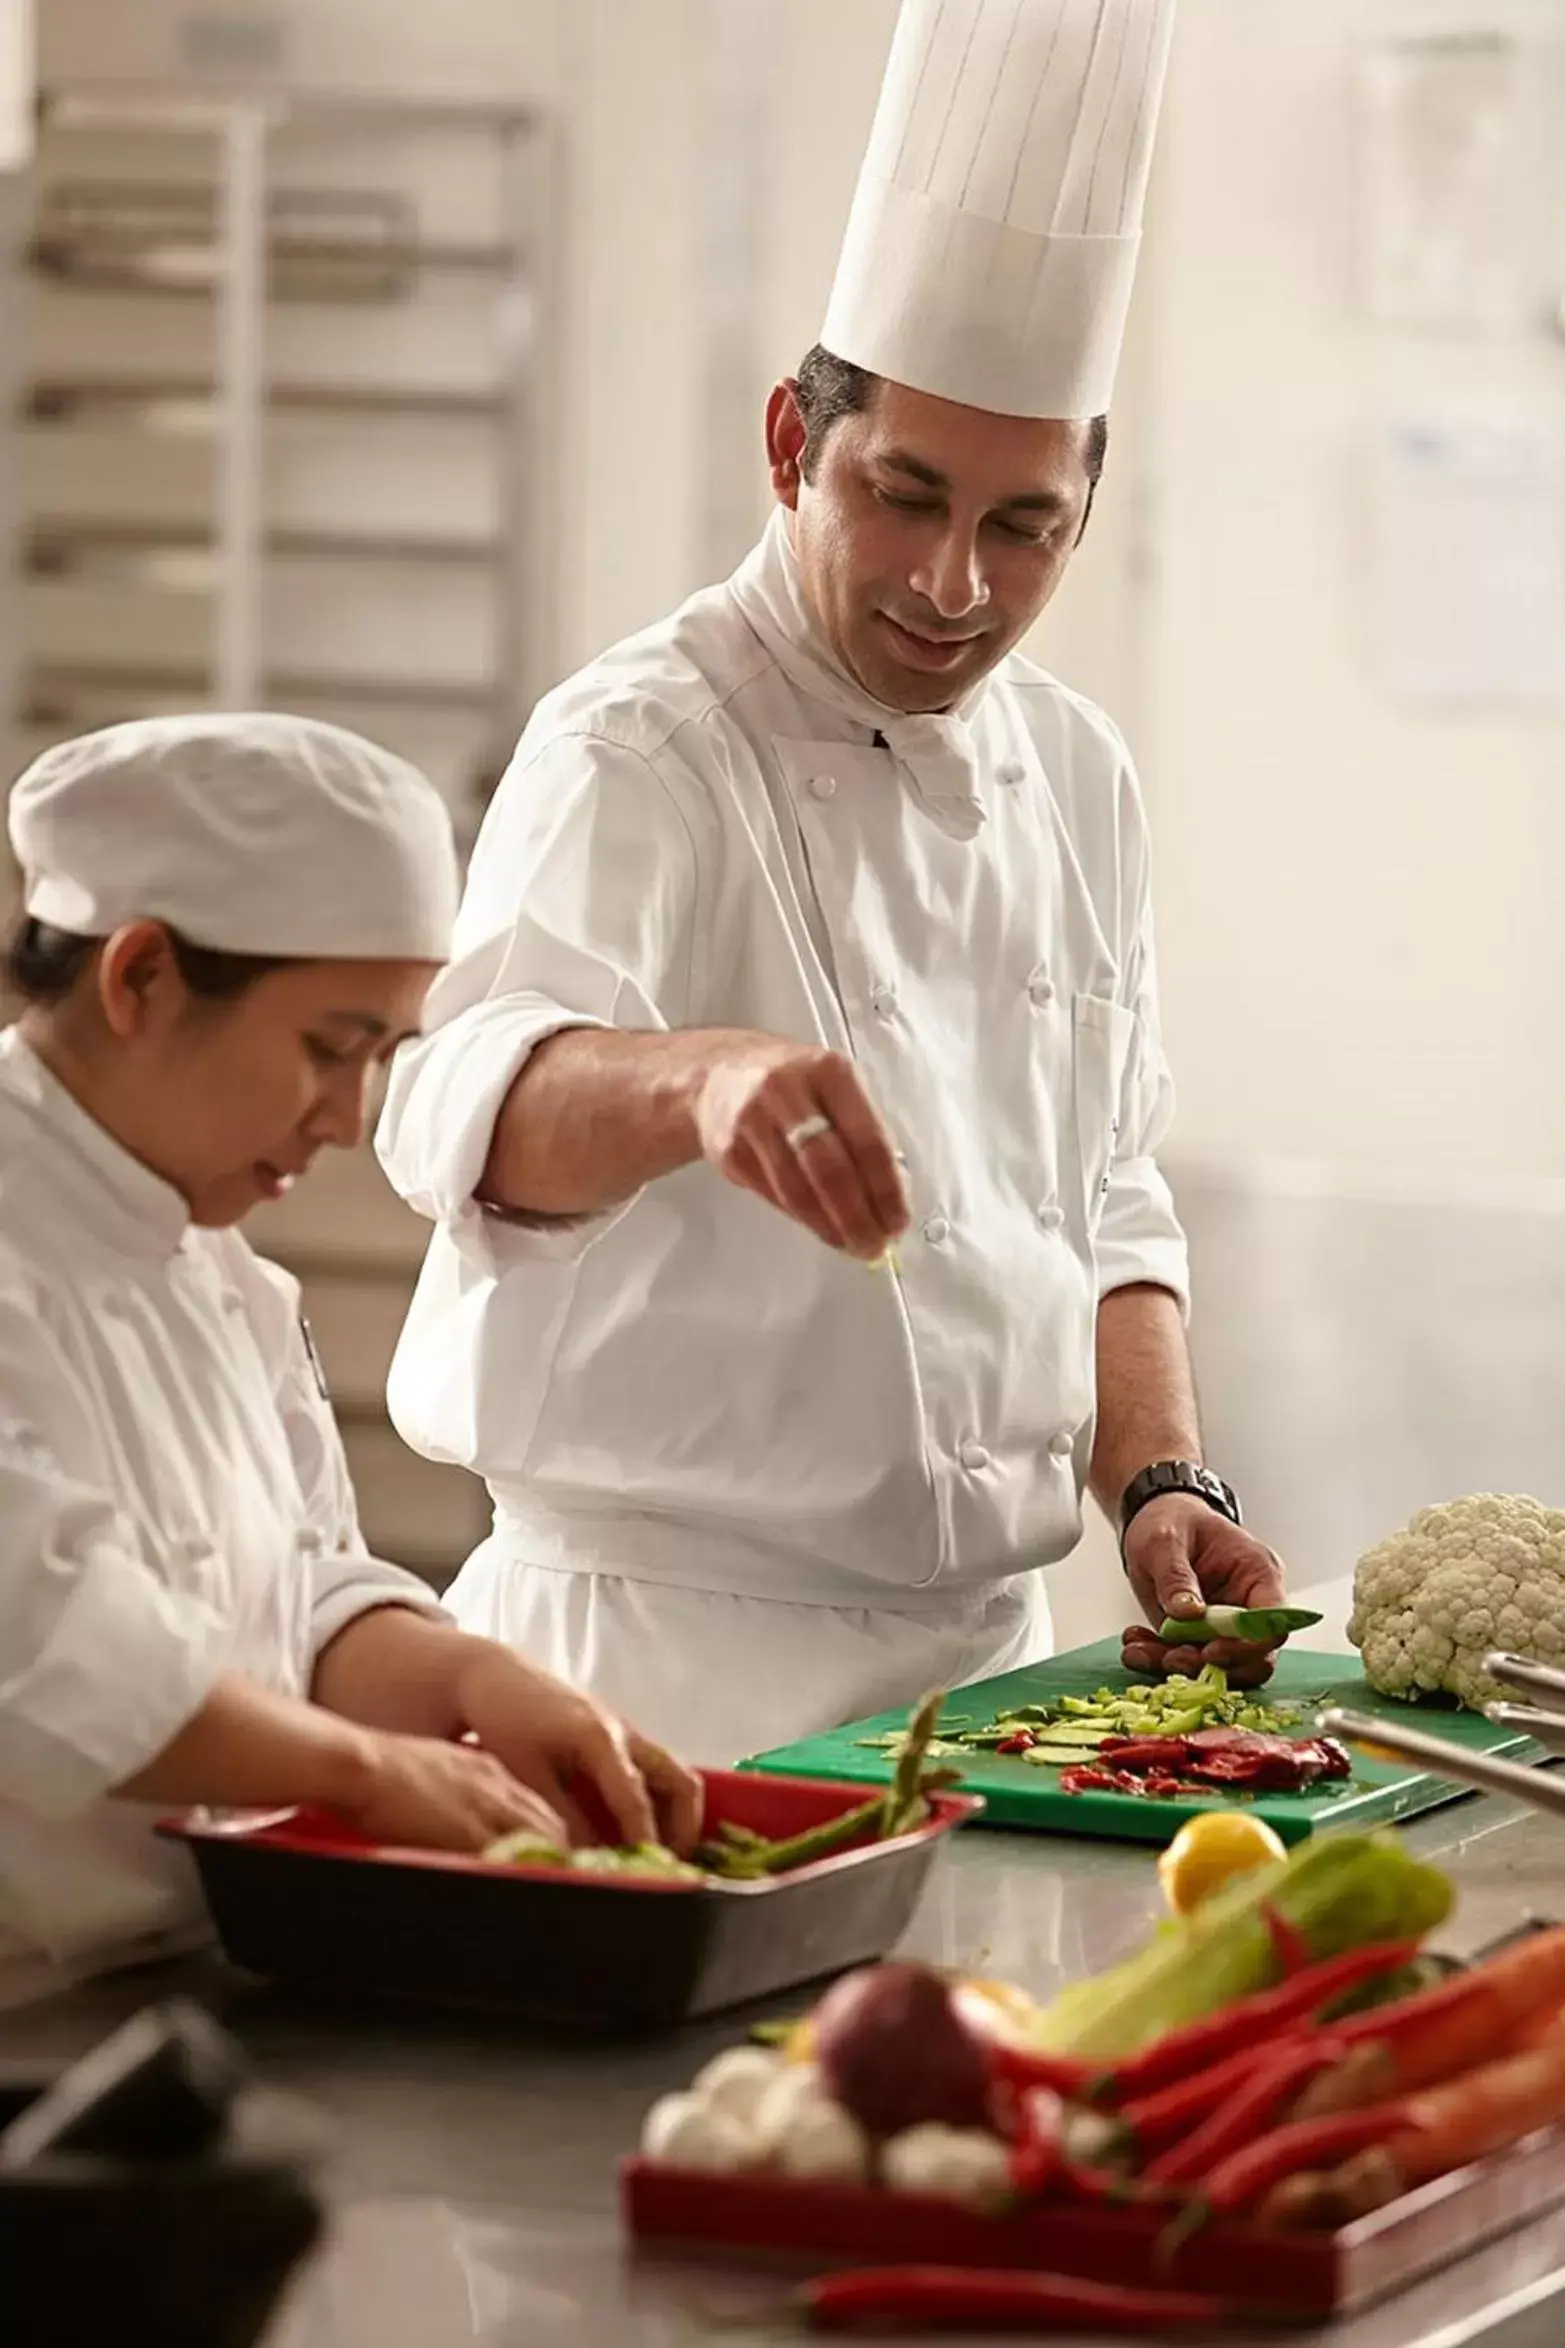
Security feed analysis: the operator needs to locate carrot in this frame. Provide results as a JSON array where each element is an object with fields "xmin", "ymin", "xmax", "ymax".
[
  {"xmin": 1336, "ymin": 1926, "xmax": 1565, "ymax": 2065},
  {"xmin": 1383, "ymin": 2029, "xmax": 1565, "ymax": 2190}
]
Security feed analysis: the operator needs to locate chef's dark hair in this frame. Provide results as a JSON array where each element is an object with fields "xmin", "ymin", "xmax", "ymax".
[
  {"xmin": 793, "ymin": 343, "xmax": 1108, "ymax": 528},
  {"xmin": 4, "ymin": 916, "xmax": 290, "ymax": 1006}
]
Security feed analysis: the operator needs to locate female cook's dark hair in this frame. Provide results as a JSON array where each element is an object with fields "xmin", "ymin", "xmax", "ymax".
[{"xmin": 4, "ymin": 916, "xmax": 291, "ymax": 1006}]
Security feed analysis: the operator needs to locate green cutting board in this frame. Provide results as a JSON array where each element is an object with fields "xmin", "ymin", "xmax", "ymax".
[{"xmin": 743, "ymin": 1639, "xmax": 1545, "ymax": 1848}]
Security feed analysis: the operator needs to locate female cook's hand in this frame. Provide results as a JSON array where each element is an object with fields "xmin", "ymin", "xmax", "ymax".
[
  {"xmin": 453, "ymin": 1643, "xmax": 705, "ymax": 1854},
  {"xmin": 1120, "ymin": 1496, "xmax": 1290, "ymax": 1690}
]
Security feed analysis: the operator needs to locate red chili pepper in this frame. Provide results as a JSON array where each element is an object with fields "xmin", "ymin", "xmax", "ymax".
[
  {"xmin": 984, "ymin": 2042, "xmax": 1097, "ymax": 2100},
  {"xmin": 994, "ymin": 1732, "xmax": 1038, "ymax": 1755},
  {"xmin": 1145, "ymin": 2035, "xmax": 1349, "ymax": 2186},
  {"xmin": 1006, "ymin": 2086, "xmax": 1065, "ymax": 2197},
  {"xmin": 1262, "ymin": 1901, "xmax": 1313, "ymax": 1978},
  {"xmin": 1104, "ymin": 1939, "xmax": 1420, "ymax": 2103},
  {"xmin": 1121, "ymin": 2040, "xmax": 1278, "ymax": 2152},
  {"xmin": 1201, "ymin": 2106, "xmax": 1408, "ymax": 2216},
  {"xmin": 801, "ymin": 2265, "xmax": 1229, "ymax": 2333}
]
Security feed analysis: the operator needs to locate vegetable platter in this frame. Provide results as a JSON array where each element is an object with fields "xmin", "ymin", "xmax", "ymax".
[
  {"xmin": 623, "ymin": 1835, "xmax": 1565, "ymax": 2325},
  {"xmin": 744, "ymin": 1637, "xmax": 1549, "ymax": 1845},
  {"xmin": 159, "ymin": 1742, "xmax": 979, "ymax": 2030}
]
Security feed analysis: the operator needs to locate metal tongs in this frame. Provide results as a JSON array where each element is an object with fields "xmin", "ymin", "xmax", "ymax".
[
  {"xmin": 1480, "ymin": 1652, "xmax": 1565, "ymax": 1755},
  {"xmin": 1319, "ymin": 1653, "xmax": 1565, "ymax": 1823}
]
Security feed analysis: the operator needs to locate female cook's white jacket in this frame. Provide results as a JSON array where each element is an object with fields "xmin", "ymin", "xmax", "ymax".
[
  {"xmin": 378, "ymin": 516, "xmax": 1189, "ymax": 1682},
  {"xmin": 0, "ymin": 1028, "xmax": 441, "ymax": 2008}
]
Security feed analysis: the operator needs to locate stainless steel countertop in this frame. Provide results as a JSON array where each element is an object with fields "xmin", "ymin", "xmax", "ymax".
[{"xmin": 7, "ymin": 1788, "xmax": 1565, "ymax": 2348}]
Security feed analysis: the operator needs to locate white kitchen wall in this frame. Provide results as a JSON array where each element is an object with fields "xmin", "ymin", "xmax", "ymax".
[{"xmin": 21, "ymin": 2, "xmax": 1561, "ymax": 1644}]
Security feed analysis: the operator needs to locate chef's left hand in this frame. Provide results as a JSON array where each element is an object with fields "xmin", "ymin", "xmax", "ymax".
[
  {"xmin": 1120, "ymin": 1496, "xmax": 1288, "ymax": 1690},
  {"xmin": 454, "ymin": 1644, "xmax": 705, "ymax": 1854}
]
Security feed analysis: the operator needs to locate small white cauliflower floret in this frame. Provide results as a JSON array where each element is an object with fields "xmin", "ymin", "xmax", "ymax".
[
  {"xmin": 691, "ymin": 2046, "xmax": 785, "ymax": 2131},
  {"xmin": 640, "ymin": 2091, "xmax": 757, "ymax": 2173},
  {"xmin": 1349, "ymin": 1494, "xmax": 1565, "ymax": 1709},
  {"xmin": 881, "ymin": 2123, "xmax": 1012, "ymax": 2207}
]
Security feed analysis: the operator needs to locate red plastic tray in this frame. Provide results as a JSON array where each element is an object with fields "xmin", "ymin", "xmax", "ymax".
[
  {"xmin": 160, "ymin": 1772, "xmax": 982, "ymax": 2030},
  {"xmin": 623, "ymin": 2128, "xmax": 1565, "ymax": 2319}
]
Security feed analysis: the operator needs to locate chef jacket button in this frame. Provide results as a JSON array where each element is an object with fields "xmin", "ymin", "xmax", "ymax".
[
  {"xmin": 1027, "ymin": 972, "xmax": 1056, "ymax": 1009},
  {"xmin": 893, "ymin": 1147, "xmax": 910, "ymax": 1170},
  {"xmin": 296, "ymin": 1528, "xmax": 325, "ymax": 1559},
  {"xmin": 809, "ymin": 773, "xmax": 837, "ymax": 802},
  {"xmin": 222, "ymin": 1290, "xmax": 247, "ymax": 1315},
  {"xmin": 921, "ymin": 1213, "xmax": 951, "ymax": 1246},
  {"xmin": 997, "ymin": 760, "xmax": 1026, "ymax": 787},
  {"xmin": 1036, "ymin": 1201, "xmax": 1065, "ymax": 1234},
  {"xmin": 1048, "ymin": 1430, "xmax": 1077, "ymax": 1461},
  {"xmin": 870, "ymin": 982, "xmax": 897, "ymax": 1019},
  {"xmin": 959, "ymin": 1438, "xmax": 992, "ymax": 1473}
]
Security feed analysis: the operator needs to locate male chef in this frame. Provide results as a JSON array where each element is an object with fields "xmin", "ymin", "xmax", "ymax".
[{"xmin": 377, "ymin": 0, "xmax": 1287, "ymax": 1764}]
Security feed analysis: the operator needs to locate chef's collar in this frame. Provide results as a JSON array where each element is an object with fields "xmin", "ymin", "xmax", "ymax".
[
  {"xmin": 0, "ymin": 1027, "xmax": 191, "ymax": 1262},
  {"xmin": 732, "ymin": 511, "xmax": 992, "ymax": 842}
]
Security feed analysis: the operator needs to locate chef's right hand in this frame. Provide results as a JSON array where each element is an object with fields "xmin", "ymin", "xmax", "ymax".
[
  {"xmin": 693, "ymin": 1036, "xmax": 910, "ymax": 1260},
  {"xmin": 341, "ymin": 1732, "xmax": 568, "ymax": 1853}
]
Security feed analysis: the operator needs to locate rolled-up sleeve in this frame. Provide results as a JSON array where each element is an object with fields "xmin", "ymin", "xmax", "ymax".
[
  {"xmin": 1095, "ymin": 798, "xmax": 1191, "ymax": 1313},
  {"xmin": 0, "ymin": 1295, "xmax": 232, "ymax": 1820},
  {"xmin": 374, "ymin": 729, "xmax": 703, "ymax": 1262}
]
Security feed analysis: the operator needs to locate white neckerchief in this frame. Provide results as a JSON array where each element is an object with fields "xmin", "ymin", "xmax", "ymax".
[{"xmin": 730, "ymin": 510, "xmax": 993, "ymax": 841}]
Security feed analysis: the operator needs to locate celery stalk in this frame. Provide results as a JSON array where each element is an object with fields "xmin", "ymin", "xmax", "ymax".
[{"xmin": 1028, "ymin": 1832, "xmax": 1452, "ymax": 2062}]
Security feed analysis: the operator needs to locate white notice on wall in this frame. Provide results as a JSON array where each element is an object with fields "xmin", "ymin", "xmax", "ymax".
[
  {"xmin": 1361, "ymin": 34, "xmax": 1530, "ymax": 332},
  {"xmin": 1376, "ymin": 420, "xmax": 1565, "ymax": 708}
]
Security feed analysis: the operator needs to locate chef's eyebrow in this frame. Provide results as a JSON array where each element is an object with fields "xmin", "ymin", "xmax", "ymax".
[
  {"xmin": 878, "ymin": 448, "xmax": 1073, "ymax": 516},
  {"xmin": 315, "ymin": 1011, "xmax": 390, "ymax": 1040}
]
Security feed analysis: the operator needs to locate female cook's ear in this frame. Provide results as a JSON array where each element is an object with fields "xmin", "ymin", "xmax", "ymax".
[{"xmin": 96, "ymin": 921, "xmax": 184, "ymax": 1038}]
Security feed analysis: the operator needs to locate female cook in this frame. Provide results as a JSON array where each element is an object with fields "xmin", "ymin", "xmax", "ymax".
[{"xmin": 0, "ymin": 712, "xmax": 700, "ymax": 2009}]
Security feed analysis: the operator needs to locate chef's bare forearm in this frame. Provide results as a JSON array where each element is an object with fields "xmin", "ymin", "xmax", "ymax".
[
  {"xmin": 114, "ymin": 1672, "xmax": 379, "ymax": 1811},
  {"xmin": 1088, "ymin": 1283, "xmax": 1202, "ymax": 1518},
  {"xmin": 309, "ymin": 1605, "xmax": 477, "ymax": 1736},
  {"xmin": 479, "ymin": 1025, "xmax": 724, "ymax": 1216}
]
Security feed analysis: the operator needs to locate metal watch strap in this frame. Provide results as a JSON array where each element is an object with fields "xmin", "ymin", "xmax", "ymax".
[{"xmin": 1119, "ymin": 1459, "xmax": 1243, "ymax": 1546}]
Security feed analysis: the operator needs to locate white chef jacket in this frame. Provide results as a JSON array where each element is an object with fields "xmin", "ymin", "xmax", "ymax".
[
  {"xmin": 377, "ymin": 512, "xmax": 1188, "ymax": 1764},
  {"xmin": 0, "ymin": 1027, "xmax": 442, "ymax": 2009}
]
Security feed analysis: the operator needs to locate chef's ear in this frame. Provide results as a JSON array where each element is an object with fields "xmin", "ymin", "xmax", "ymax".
[
  {"xmin": 97, "ymin": 921, "xmax": 187, "ymax": 1037},
  {"xmin": 766, "ymin": 379, "xmax": 808, "ymax": 511}
]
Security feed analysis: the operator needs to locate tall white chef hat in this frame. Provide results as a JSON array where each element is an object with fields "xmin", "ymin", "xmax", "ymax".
[
  {"xmin": 8, "ymin": 712, "xmax": 459, "ymax": 961},
  {"xmin": 822, "ymin": 0, "xmax": 1177, "ymax": 421}
]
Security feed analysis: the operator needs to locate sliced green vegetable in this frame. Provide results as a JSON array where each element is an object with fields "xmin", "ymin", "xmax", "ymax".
[{"xmin": 1156, "ymin": 1604, "xmax": 1324, "ymax": 1646}]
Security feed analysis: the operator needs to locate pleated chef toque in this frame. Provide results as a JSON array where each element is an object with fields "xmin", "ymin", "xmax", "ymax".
[
  {"xmin": 822, "ymin": 0, "xmax": 1177, "ymax": 421},
  {"xmin": 9, "ymin": 712, "xmax": 459, "ymax": 961}
]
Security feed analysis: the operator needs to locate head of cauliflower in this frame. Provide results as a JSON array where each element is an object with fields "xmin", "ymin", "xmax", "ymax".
[{"xmin": 1348, "ymin": 1494, "xmax": 1565, "ymax": 1709}]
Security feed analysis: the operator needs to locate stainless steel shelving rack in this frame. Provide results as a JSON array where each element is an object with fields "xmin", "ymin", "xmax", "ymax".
[{"xmin": 6, "ymin": 82, "xmax": 559, "ymax": 1585}]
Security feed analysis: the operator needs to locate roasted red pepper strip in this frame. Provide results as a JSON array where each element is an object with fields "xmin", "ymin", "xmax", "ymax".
[
  {"xmin": 994, "ymin": 1732, "xmax": 1037, "ymax": 1756},
  {"xmin": 1145, "ymin": 2035, "xmax": 1349, "ymax": 2186},
  {"xmin": 801, "ymin": 2265, "xmax": 1229, "ymax": 2333},
  {"xmin": 1104, "ymin": 1940, "xmax": 1419, "ymax": 2104}
]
